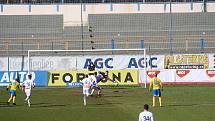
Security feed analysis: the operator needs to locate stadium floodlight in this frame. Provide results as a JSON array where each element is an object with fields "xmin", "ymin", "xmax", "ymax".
[{"xmin": 27, "ymin": 48, "xmax": 147, "ymax": 88}]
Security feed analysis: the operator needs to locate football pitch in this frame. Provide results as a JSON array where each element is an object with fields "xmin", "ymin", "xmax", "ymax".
[{"xmin": 0, "ymin": 85, "xmax": 215, "ymax": 121}]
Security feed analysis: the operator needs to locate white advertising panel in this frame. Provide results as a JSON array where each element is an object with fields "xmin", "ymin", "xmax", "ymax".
[
  {"xmin": 139, "ymin": 69, "xmax": 215, "ymax": 84},
  {"xmin": 0, "ymin": 55, "xmax": 164, "ymax": 71},
  {"xmin": 76, "ymin": 55, "xmax": 164, "ymax": 70},
  {"xmin": 208, "ymin": 54, "xmax": 215, "ymax": 69},
  {"xmin": 0, "ymin": 57, "xmax": 8, "ymax": 71}
]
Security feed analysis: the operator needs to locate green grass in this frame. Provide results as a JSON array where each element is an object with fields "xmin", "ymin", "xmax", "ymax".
[{"xmin": 0, "ymin": 85, "xmax": 215, "ymax": 121}]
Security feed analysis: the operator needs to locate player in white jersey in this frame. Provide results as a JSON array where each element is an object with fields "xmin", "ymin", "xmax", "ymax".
[
  {"xmin": 139, "ymin": 104, "xmax": 154, "ymax": 121},
  {"xmin": 82, "ymin": 74, "xmax": 93, "ymax": 106},
  {"xmin": 22, "ymin": 74, "xmax": 35, "ymax": 107}
]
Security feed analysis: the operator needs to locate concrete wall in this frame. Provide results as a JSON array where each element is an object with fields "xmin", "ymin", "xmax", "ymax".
[{"xmin": 0, "ymin": 3, "xmax": 215, "ymax": 26}]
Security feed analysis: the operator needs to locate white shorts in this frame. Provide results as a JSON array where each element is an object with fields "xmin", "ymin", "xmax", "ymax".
[
  {"xmin": 83, "ymin": 88, "xmax": 90, "ymax": 96},
  {"xmin": 25, "ymin": 89, "xmax": 32, "ymax": 97}
]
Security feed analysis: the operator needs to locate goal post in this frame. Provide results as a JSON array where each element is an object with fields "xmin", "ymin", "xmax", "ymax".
[{"xmin": 27, "ymin": 48, "xmax": 147, "ymax": 88}]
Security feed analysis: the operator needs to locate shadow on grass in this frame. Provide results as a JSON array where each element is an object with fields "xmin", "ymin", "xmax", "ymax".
[
  {"xmin": 103, "ymin": 95, "xmax": 123, "ymax": 98},
  {"xmin": 167, "ymin": 104, "xmax": 199, "ymax": 107},
  {"xmin": 0, "ymin": 101, "xmax": 68, "ymax": 108},
  {"xmin": 35, "ymin": 104, "xmax": 66, "ymax": 108},
  {"xmin": 0, "ymin": 104, "xmax": 12, "ymax": 108},
  {"xmin": 167, "ymin": 102, "xmax": 215, "ymax": 107},
  {"xmin": 31, "ymin": 103, "xmax": 49, "ymax": 106},
  {"xmin": 0, "ymin": 103, "xmax": 23, "ymax": 108},
  {"xmin": 0, "ymin": 102, "xmax": 7, "ymax": 104},
  {"xmin": 31, "ymin": 103, "xmax": 67, "ymax": 108},
  {"xmin": 93, "ymin": 102, "xmax": 122, "ymax": 106}
]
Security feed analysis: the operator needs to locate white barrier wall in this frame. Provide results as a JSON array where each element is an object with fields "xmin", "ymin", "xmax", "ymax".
[
  {"xmin": 0, "ymin": 3, "xmax": 215, "ymax": 26},
  {"xmin": 0, "ymin": 53, "xmax": 215, "ymax": 84},
  {"xmin": 139, "ymin": 69, "xmax": 215, "ymax": 84},
  {"xmin": 86, "ymin": 4, "xmax": 111, "ymax": 14},
  {"xmin": 31, "ymin": 5, "xmax": 58, "ymax": 14},
  {"xmin": 0, "ymin": 55, "xmax": 164, "ymax": 71},
  {"xmin": 3, "ymin": 5, "xmax": 29, "ymax": 14},
  {"xmin": 0, "ymin": 53, "xmax": 214, "ymax": 71},
  {"xmin": 140, "ymin": 4, "xmax": 164, "ymax": 13},
  {"xmin": 207, "ymin": 3, "xmax": 215, "ymax": 12},
  {"xmin": 112, "ymin": 4, "xmax": 138, "ymax": 13}
]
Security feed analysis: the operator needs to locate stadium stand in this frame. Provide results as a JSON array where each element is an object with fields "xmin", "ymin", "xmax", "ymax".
[
  {"xmin": 0, "ymin": 15, "xmax": 63, "ymax": 38},
  {"xmin": 88, "ymin": 12, "xmax": 215, "ymax": 53},
  {"xmin": 1, "ymin": 12, "xmax": 215, "ymax": 55},
  {"xmin": 0, "ymin": 3, "xmax": 215, "ymax": 56},
  {"xmin": 0, "ymin": 15, "xmax": 64, "ymax": 55}
]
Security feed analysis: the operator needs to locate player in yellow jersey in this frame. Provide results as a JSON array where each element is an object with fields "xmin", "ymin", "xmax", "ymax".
[
  {"xmin": 6, "ymin": 78, "xmax": 20, "ymax": 105},
  {"xmin": 149, "ymin": 74, "xmax": 163, "ymax": 107}
]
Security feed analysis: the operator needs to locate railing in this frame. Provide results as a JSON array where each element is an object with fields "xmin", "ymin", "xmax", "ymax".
[
  {"xmin": 0, "ymin": 0, "xmax": 211, "ymax": 4},
  {"xmin": 0, "ymin": 38, "xmax": 215, "ymax": 56}
]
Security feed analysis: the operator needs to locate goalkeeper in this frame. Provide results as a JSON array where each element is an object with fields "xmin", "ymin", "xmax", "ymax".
[
  {"xmin": 87, "ymin": 62, "xmax": 118, "ymax": 84},
  {"xmin": 98, "ymin": 71, "xmax": 119, "ymax": 84},
  {"xmin": 89, "ymin": 72, "xmax": 103, "ymax": 96},
  {"xmin": 88, "ymin": 62, "xmax": 95, "ymax": 71},
  {"xmin": 90, "ymin": 71, "xmax": 118, "ymax": 96}
]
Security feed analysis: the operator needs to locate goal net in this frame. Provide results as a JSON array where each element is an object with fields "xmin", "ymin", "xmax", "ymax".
[{"xmin": 27, "ymin": 49, "xmax": 147, "ymax": 88}]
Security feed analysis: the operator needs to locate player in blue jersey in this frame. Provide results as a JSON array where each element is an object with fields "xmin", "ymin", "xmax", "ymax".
[
  {"xmin": 90, "ymin": 72, "xmax": 102, "ymax": 97},
  {"xmin": 90, "ymin": 71, "xmax": 118, "ymax": 97}
]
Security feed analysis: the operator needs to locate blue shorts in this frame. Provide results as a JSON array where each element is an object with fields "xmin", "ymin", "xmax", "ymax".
[
  {"xmin": 96, "ymin": 75, "xmax": 103, "ymax": 83},
  {"xmin": 92, "ymin": 85, "xmax": 101, "ymax": 90},
  {"xmin": 10, "ymin": 90, "xmax": 16, "ymax": 96},
  {"xmin": 152, "ymin": 89, "xmax": 161, "ymax": 97}
]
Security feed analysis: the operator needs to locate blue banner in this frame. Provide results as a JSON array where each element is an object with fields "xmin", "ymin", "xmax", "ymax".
[
  {"xmin": 0, "ymin": 71, "xmax": 48, "ymax": 86},
  {"xmin": 67, "ymin": 82, "xmax": 83, "ymax": 88}
]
